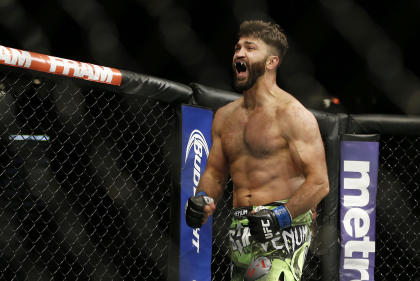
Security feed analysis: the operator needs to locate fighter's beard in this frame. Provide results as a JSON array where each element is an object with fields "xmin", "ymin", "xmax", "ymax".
[{"xmin": 233, "ymin": 59, "xmax": 266, "ymax": 92}]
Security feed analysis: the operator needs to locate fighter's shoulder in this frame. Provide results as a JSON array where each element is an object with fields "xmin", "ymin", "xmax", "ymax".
[
  {"xmin": 213, "ymin": 98, "xmax": 242, "ymax": 122},
  {"xmin": 276, "ymin": 94, "xmax": 317, "ymax": 129},
  {"xmin": 212, "ymin": 98, "xmax": 242, "ymax": 133}
]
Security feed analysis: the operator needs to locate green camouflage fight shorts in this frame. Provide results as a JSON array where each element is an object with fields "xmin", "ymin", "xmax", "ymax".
[{"xmin": 229, "ymin": 202, "xmax": 312, "ymax": 281}]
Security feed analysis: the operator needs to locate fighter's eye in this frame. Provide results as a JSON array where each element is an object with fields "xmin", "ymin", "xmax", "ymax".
[{"xmin": 235, "ymin": 62, "xmax": 247, "ymax": 72}]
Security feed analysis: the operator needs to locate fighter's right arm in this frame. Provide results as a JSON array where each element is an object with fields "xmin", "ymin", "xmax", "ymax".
[
  {"xmin": 196, "ymin": 108, "xmax": 229, "ymax": 203},
  {"xmin": 185, "ymin": 109, "xmax": 229, "ymax": 228}
]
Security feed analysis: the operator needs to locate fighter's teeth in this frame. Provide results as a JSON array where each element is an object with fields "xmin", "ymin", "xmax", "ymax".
[{"xmin": 236, "ymin": 62, "xmax": 247, "ymax": 73}]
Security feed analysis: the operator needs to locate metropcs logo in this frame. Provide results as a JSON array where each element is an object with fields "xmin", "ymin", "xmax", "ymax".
[
  {"xmin": 185, "ymin": 129, "xmax": 210, "ymax": 254},
  {"xmin": 342, "ymin": 160, "xmax": 375, "ymax": 281}
]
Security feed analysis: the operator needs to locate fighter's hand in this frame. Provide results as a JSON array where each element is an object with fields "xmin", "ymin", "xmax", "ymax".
[
  {"xmin": 247, "ymin": 205, "xmax": 292, "ymax": 242},
  {"xmin": 185, "ymin": 191, "xmax": 215, "ymax": 228}
]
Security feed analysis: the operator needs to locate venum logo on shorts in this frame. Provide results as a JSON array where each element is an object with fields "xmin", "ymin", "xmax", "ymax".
[
  {"xmin": 234, "ymin": 208, "xmax": 250, "ymax": 219},
  {"xmin": 342, "ymin": 161, "xmax": 375, "ymax": 280},
  {"xmin": 230, "ymin": 224, "xmax": 309, "ymax": 256},
  {"xmin": 185, "ymin": 129, "xmax": 210, "ymax": 254},
  {"xmin": 260, "ymin": 225, "xmax": 309, "ymax": 254}
]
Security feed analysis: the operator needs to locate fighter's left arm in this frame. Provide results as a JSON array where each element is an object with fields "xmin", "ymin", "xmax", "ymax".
[{"xmin": 284, "ymin": 105, "xmax": 330, "ymax": 219}]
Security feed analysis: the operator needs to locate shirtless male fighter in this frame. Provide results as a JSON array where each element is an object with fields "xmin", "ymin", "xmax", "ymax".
[{"xmin": 185, "ymin": 20, "xmax": 329, "ymax": 281}]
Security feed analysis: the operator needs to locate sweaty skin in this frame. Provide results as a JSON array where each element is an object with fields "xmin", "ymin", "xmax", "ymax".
[{"xmin": 197, "ymin": 36, "xmax": 329, "ymax": 224}]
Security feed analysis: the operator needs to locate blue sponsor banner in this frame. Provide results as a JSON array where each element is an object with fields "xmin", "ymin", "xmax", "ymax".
[
  {"xmin": 180, "ymin": 105, "xmax": 213, "ymax": 281},
  {"xmin": 340, "ymin": 135, "xmax": 379, "ymax": 281}
]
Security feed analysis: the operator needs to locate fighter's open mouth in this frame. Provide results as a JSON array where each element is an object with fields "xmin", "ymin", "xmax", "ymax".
[{"xmin": 235, "ymin": 61, "xmax": 247, "ymax": 73}]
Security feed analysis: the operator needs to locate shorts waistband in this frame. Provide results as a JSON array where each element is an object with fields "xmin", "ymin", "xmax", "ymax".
[
  {"xmin": 232, "ymin": 206, "xmax": 253, "ymax": 220},
  {"xmin": 232, "ymin": 201, "xmax": 286, "ymax": 220}
]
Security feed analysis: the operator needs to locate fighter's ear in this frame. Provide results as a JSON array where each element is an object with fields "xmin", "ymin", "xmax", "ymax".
[{"xmin": 266, "ymin": 56, "xmax": 280, "ymax": 70}]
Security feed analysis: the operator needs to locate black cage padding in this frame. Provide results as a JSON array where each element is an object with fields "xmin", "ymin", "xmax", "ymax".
[
  {"xmin": 0, "ymin": 65, "xmax": 193, "ymax": 105},
  {"xmin": 120, "ymin": 70, "xmax": 193, "ymax": 104},
  {"xmin": 348, "ymin": 114, "xmax": 420, "ymax": 135},
  {"xmin": 189, "ymin": 82, "xmax": 241, "ymax": 110}
]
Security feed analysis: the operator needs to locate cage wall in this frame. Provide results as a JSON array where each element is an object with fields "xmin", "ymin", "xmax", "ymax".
[{"xmin": 0, "ymin": 54, "xmax": 418, "ymax": 281}]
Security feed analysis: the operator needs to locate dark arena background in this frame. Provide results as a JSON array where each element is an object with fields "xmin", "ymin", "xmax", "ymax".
[{"xmin": 0, "ymin": 1, "xmax": 419, "ymax": 281}]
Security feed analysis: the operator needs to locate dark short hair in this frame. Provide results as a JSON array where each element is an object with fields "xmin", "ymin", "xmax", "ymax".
[{"xmin": 238, "ymin": 20, "xmax": 288, "ymax": 60}]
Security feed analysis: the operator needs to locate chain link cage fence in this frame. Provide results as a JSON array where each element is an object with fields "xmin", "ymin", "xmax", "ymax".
[
  {"xmin": 0, "ymin": 67, "xmax": 177, "ymax": 281},
  {"xmin": 376, "ymin": 135, "xmax": 420, "ymax": 280}
]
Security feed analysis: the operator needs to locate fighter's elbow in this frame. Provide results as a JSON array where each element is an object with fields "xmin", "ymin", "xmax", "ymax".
[
  {"xmin": 319, "ymin": 178, "xmax": 330, "ymax": 198},
  {"xmin": 323, "ymin": 183, "xmax": 330, "ymax": 198},
  {"xmin": 312, "ymin": 176, "xmax": 329, "ymax": 199}
]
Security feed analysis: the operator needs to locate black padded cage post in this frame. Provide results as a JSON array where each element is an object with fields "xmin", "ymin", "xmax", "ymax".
[{"xmin": 310, "ymin": 111, "xmax": 344, "ymax": 281}]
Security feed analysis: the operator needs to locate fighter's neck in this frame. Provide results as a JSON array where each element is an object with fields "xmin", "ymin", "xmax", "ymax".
[{"xmin": 242, "ymin": 76, "xmax": 279, "ymax": 110}]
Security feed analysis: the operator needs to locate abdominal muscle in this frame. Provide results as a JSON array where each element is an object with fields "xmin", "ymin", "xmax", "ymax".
[{"xmin": 230, "ymin": 153, "xmax": 305, "ymax": 208}]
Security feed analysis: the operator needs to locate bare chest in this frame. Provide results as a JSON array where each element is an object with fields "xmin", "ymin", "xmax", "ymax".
[{"xmin": 221, "ymin": 110, "xmax": 287, "ymax": 159}]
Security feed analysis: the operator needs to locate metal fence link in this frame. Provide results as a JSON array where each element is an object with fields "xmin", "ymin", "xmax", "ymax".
[
  {"xmin": 376, "ymin": 135, "xmax": 420, "ymax": 280},
  {"xmin": 0, "ymin": 69, "xmax": 176, "ymax": 280},
  {"xmin": 211, "ymin": 180, "xmax": 233, "ymax": 281}
]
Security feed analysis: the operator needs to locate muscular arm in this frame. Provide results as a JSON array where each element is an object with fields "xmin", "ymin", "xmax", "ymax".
[
  {"xmin": 196, "ymin": 109, "xmax": 229, "ymax": 204},
  {"xmin": 284, "ymin": 106, "xmax": 329, "ymax": 218}
]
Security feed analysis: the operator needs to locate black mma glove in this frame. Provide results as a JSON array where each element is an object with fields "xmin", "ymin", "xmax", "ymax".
[
  {"xmin": 247, "ymin": 205, "xmax": 292, "ymax": 242},
  {"xmin": 185, "ymin": 191, "xmax": 214, "ymax": 228}
]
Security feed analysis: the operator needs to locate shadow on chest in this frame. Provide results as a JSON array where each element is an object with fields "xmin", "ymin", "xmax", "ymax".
[{"xmin": 222, "ymin": 112, "xmax": 287, "ymax": 157}]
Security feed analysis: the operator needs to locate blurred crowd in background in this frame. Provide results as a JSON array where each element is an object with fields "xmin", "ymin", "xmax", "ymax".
[{"xmin": 1, "ymin": 0, "xmax": 419, "ymax": 114}]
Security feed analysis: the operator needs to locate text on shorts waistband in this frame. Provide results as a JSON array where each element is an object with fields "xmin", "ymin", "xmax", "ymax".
[{"xmin": 232, "ymin": 201, "xmax": 287, "ymax": 220}]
